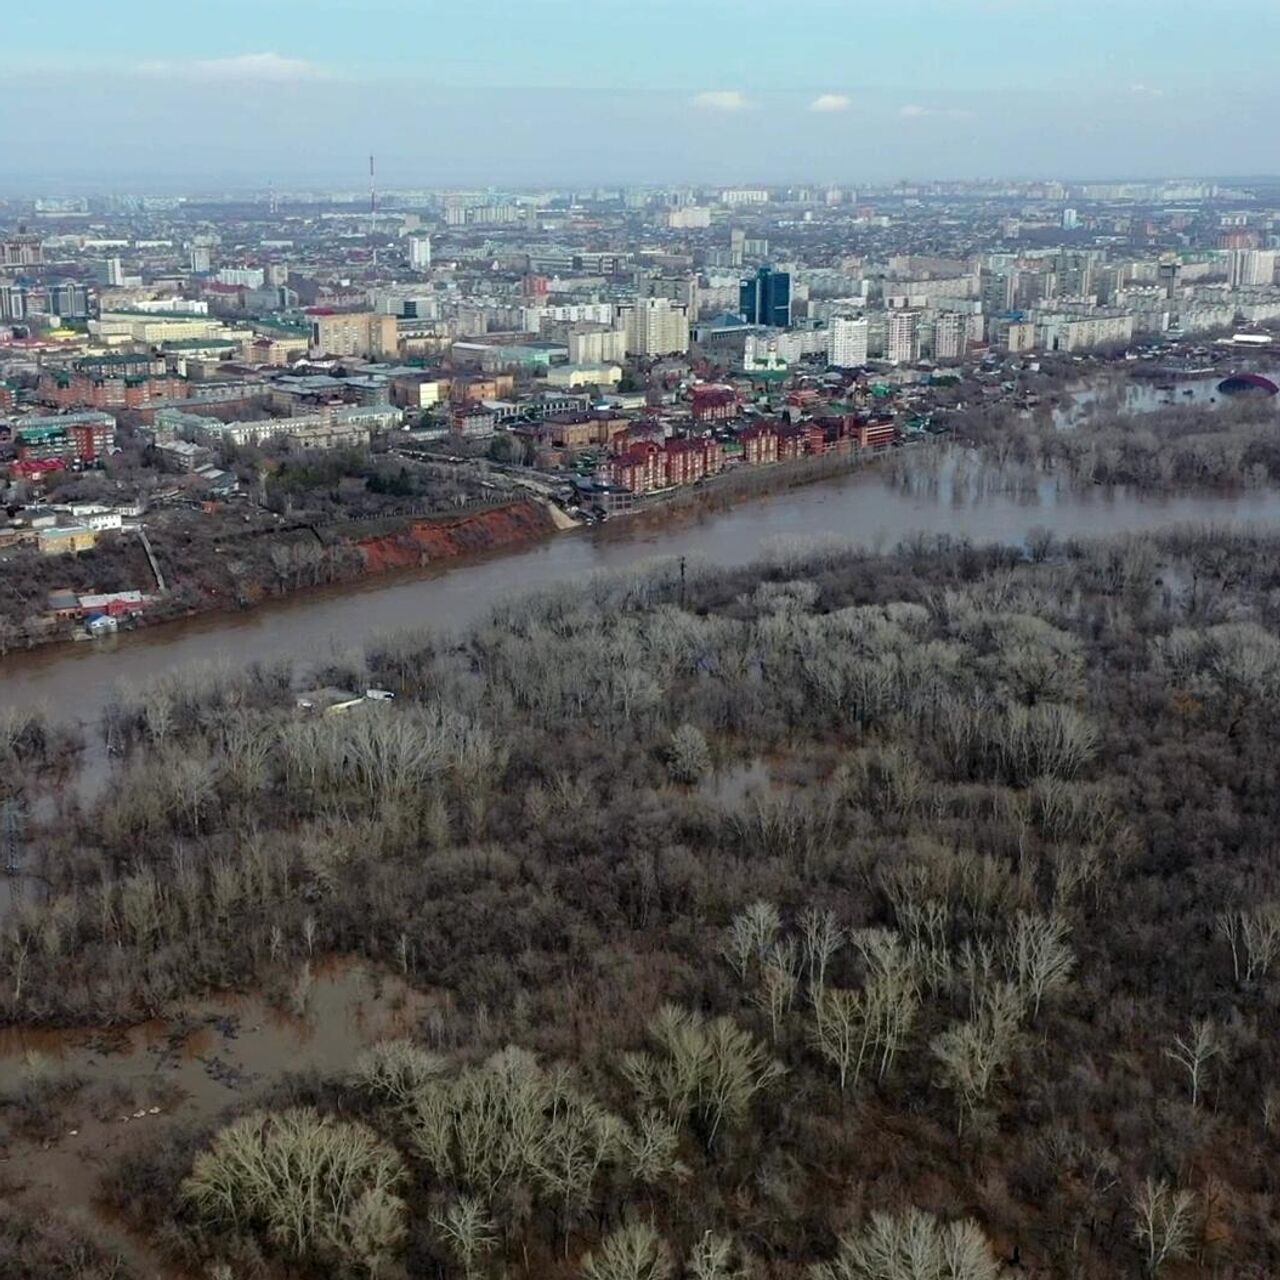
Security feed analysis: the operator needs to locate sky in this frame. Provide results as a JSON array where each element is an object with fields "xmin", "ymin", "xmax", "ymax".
[{"xmin": 1, "ymin": 0, "xmax": 1277, "ymax": 190}]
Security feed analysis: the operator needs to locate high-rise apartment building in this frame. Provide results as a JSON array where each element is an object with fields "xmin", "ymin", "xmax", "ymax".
[
  {"xmin": 1228, "ymin": 249, "xmax": 1277, "ymax": 288},
  {"xmin": 932, "ymin": 312, "xmax": 967, "ymax": 361},
  {"xmin": 48, "ymin": 281, "xmax": 90, "ymax": 318},
  {"xmin": 828, "ymin": 316, "xmax": 869, "ymax": 368},
  {"xmin": 618, "ymin": 297, "xmax": 690, "ymax": 356},
  {"xmin": 637, "ymin": 271, "xmax": 701, "ymax": 321},
  {"xmin": 886, "ymin": 310, "xmax": 920, "ymax": 365},
  {"xmin": 408, "ymin": 235, "xmax": 432, "ymax": 271},
  {"xmin": 740, "ymin": 266, "xmax": 792, "ymax": 327}
]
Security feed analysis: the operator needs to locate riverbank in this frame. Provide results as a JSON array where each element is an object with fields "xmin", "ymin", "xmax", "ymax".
[
  {"xmin": 1, "ymin": 447, "xmax": 901, "ymax": 663},
  {"xmin": 3, "ymin": 497, "xmax": 562, "ymax": 659}
]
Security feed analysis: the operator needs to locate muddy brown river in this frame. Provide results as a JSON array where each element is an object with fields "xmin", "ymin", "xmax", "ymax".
[{"xmin": 5, "ymin": 452, "xmax": 1280, "ymax": 730}]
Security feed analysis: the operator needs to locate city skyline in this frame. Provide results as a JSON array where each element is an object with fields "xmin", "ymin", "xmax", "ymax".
[{"xmin": 2, "ymin": 0, "xmax": 1278, "ymax": 187}]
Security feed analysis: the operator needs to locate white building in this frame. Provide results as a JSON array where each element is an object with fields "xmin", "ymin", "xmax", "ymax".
[
  {"xmin": 545, "ymin": 363, "xmax": 622, "ymax": 389},
  {"xmin": 1036, "ymin": 310, "xmax": 1134, "ymax": 352},
  {"xmin": 1228, "ymin": 249, "xmax": 1277, "ymax": 288},
  {"xmin": 720, "ymin": 189, "xmax": 769, "ymax": 205},
  {"xmin": 215, "ymin": 267, "xmax": 266, "ymax": 289},
  {"xmin": 931, "ymin": 312, "xmax": 967, "ymax": 361},
  {"xmin": 828, "ymin": 316, "xmax": 869, "ymax": 368},
  {"xmin": 618, "ymin": 297, "xmax": 690, "ymax": 356},
  {"xmin": 408, "ymin": 235, "xmax": 432, "ymax": 271},
  {"xmin": 664, "ymin": 206, "xmax": 712, "ymax": 229},
  {"xmin": 567, "ymin": 325, "xmax": 628, "ymax": 365},
  {"xmin": 886, "ymin": 310, "xmax": 920, "ymax": 364}
]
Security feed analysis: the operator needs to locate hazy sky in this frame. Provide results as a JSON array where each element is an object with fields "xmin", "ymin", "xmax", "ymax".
[{"xmin": 2, "ymin": 0, "xmax": 1276, "ymax": 189}]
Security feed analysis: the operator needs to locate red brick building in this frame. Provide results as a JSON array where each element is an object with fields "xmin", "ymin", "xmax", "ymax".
[
  {"xmin": 602, "ymin": 436, "xmax": 725, "ymax": 493},
  {"xmin": 776, "ymin": 423, "xmax": 810, "ymax": 462},
  {"xmin": 604, "ymin": 440, "xmax": 665, "ymax": 493},
  {"xmin": 39, "ymin": 371, "xmax": 187, "ymax": 411},
  {"xmin": 738, "ymin": 422, "xmax": 779, "ymax": 465},
  {"xmin": 15, "ymin": 414, "xmax": 114, "ymax": 464},
  {"xmin": 690, "ymin": 384, "xmax": 740, "ymax": 423},
  {"xmin": 850, "ymin": 418, "xmax": 896, "ymax": 449}
]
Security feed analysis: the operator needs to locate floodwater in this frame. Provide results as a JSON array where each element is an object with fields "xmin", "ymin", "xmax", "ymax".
[
  {"xmin": 1053, "ymin": 368, "xmax": 1280, "ymax": 427},
  {"xmin": 0, "ymin": 961, "xmax": 430, "ymax": 1277},
  {"xmin": 5, "ymin": 449, "xmax": 1280, "ymax": 733}
]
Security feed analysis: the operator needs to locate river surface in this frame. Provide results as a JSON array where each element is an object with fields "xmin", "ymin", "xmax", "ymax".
[{"xmin": 5, "ymin": 451, "xmax": 1280, "ymax": 730}]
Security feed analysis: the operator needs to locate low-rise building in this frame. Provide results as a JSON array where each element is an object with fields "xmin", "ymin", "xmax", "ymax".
[
  {"xmin": 157, "ymin": 439, "xmax": 213, "ymax": 472},
  {"xmin": 545, "ymin": 363, "xmax": 622, "ymax": 389},
  {"xmin": 37, "ymin": 524, "xmax": 97, "ymax": 555}
]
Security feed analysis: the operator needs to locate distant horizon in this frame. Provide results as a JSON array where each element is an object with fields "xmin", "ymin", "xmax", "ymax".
[
  {"xmin": 2, "ymin": 174, "xmax": 1278, "ymax": 202},
  {"xmin": 3, "ymin": 1, "xmax": 1276, "ymax": 188}
]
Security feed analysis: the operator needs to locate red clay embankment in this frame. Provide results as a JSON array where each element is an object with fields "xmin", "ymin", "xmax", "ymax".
[{"xmin": 356, "ymin": 500, "xmax": 556, "ymax": 572}]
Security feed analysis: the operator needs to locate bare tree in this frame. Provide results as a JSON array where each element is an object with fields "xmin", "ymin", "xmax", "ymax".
[
  {"xmin": 687, "ymin": 1232, "xmax": 752, "ymax": 1280},
  {"xmin": 809, "ymin": 1207, "xmax": 1001, "ymax": 1280},
  {"xmin": 722, "ymin": 902, "xmax": 781, "ymax": 981},
  {"xmin": 581, "ymin": 1222, "xmax": 674, "ymax": 1280},
  {"xmin": 799, "ymin": 906, "xmax": 845, "ymax": 996},
  {"xmin": 1131, "ymin": 1178, "xmax": 1196, "ymax": 1277},
  {"xmin": 623, "ymin": 1005, "xmax": 785, "ymax": 1150},
  {"xmin": 811, "ymin": 986, "xmax": 873, "ymax": 1094},
  {"xmin": 1164, "ymin": 1019, "xmax": 1223, "ymax": 1108},
  {"xmin": 1217, "ymin": 903, "xmax": 1280, "ymax": 986},
  {"xmin": 753, "ymin": 937, "xmax": 801, "ymax": 1041},
  {"xmin": 181, "ymin": 1108, "xmax": 407, "ymax": 1272},
  {"xmin": 352, "ymin": 1039, "xmax": 446, "ymax": 1106},
  {"xmin": 930, "ymin": 982, "xmax": 1025, "ymax": 1133},
  {"xmin": 1004, "ymin": 911, "xmax": 1075, "ymax": 1019},
  {"xmin": 431, "ymin": 1196, "xmax": 498, "ymax": 1280}
]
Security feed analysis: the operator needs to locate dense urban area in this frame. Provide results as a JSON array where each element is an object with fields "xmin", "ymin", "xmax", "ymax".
[
  {"xmin": 2, "ymin": 178, "xmax": 1280, "ymax": 646},
  {"xmin": 6, "ymin": 172, "xmax": 1280, "ymax": 1280}
]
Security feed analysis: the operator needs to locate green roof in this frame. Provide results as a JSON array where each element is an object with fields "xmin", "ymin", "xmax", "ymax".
[
  {"xmin": 102, "ymin": 308, "xmax": 213, "ymax": 320},
  {"xmin": 76, "ymin": 353, "xmax": 155, "ymax": 367}
]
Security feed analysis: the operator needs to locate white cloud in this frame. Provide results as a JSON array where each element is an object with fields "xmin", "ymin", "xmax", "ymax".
[
  {"xmin": 1130, "ymin": 83, "xmax": 1165, "ymax": 98},
  {"xmin": 899, "ymin": 104, "xmax": 973, "ymax": 120},
  {"xmin": 809, "ymin": 93, "xmax": 851, "ymax": 113},
  {"xmin": 137, "ymin": 53, "xmax": 331, "ymax": 82},
  {"xmin": 690, "ymin": 90, "xmax": 748, "ymax": 112}
]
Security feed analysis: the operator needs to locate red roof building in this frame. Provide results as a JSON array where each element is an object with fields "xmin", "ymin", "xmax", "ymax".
[
  {"xmin": 738, "ymin": 422, "xmax": 779, "ymax": 465},
  {"xmin": 690, "ymin": 384, "xmax": 740, "ymax": 423}
]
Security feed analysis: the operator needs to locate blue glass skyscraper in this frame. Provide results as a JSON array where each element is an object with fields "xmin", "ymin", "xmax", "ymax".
[{"xmin": 739, "ymin": 266, "xmax": 791, "ymax": 327}]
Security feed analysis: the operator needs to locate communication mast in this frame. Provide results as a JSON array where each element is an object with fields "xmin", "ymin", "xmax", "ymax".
[{"xmin": 369, "ymin": 152, "xmax": 377, "ymax": 266}]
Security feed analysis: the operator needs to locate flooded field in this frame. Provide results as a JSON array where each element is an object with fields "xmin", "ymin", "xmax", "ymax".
[{"xmin": 0, "ymin": 961, "xmax": 431, "ymax": 1276}]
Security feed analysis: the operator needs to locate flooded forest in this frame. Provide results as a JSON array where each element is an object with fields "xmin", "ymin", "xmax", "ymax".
[{"xmin": 5, "ymin": 517, "xmax": 1280, "ymax": 1279}]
